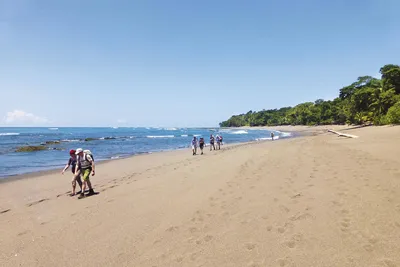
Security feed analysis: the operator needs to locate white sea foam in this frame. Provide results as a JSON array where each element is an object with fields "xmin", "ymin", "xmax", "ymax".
[
  {"xmin": 48, "ymin": 128, "xmax": 58, "ymax": 130},
  {"xmin": 231, "ymin": 130, "xmax": 248, "ymax": 135},
  {"xmin": 256, "ymin": 136, "xmax": 280, "ymax": 141},
  {"xmin": 279, "ymin": 131, "xmax": 292, "ymax": 137},
  {"xmin": 164, "ymin": 127, "xmax": 178, "ymax": 131},
  {"xmin": 0, "ymin": 133, "xmax": 20, "ymax": 136},
  {"xmin": 61, "ymin": 139, "xmax": 80, "ymax": 142},
  {"xmin": 147, "ymin": 135, "xmax": 174, "ymax": 138},
  {"xmin": 181, "ymin": 134, "xmax": 188, "ymax": 137},
  {"xmin": 111, "ymin": 156, "xmax": 120, "ymax": 159},
  {"xmin": 193, "ymin": 134, "xmax": 201, "ymax": 137}
]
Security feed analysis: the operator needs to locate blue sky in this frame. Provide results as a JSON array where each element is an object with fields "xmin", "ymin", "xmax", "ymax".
[{"xmin": 1, "ymin": 0, "xmax": 399, "ymax": 127}]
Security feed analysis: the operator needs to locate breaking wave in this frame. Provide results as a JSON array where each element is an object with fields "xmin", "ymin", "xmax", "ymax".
[
  {"xmin": 147, "ymin": 135, "xmax": 174, "ymax": 138},
  {"xmin": 256, "ymin": 136, "xmax": 280, "ymax": 141},
  {"xmin": 0, "ymin": 133, "xmax": 20, "ymax": 136},
  {"xmin": 230, "ymin": 130, "xmax": 248, "ymax": 135}
]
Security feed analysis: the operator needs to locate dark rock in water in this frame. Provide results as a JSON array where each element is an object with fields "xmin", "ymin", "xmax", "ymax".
[
  {"xmin": 16, "ymin": 145, "xmax": 47, "ymax": 152},
  {"xmin": 104, "ymin": 137, "xmax": 116, "ymax": 140},
  {"xmin": 85, "ymin": 138, "xmax": 97, "ymax": 142},
  {"xmin": 45, "ymin": 140, "xmax": 61, "ymax": 145}
]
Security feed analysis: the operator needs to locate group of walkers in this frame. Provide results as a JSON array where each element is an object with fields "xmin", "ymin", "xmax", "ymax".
[
  {"xmin": 62, "ymin": 148, "xmax": 96, "ymax": 199},
  {"xmin": 191, "ymin": 134, "xmax": 223, "ymax": 155}
]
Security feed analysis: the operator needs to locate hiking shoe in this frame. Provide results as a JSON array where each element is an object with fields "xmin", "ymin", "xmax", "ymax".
[
  {"xmin": 78, "ymin": 193, "xmax": 85, "ymax": 199},
  {"xmin": 87, "ymin": 189, "xmax": 95, "ymax": 196}
]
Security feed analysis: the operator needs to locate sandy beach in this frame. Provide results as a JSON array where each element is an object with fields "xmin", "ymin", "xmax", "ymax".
[{"xmin": 1, "ymin": 125, "xmax": 400, "ymax": 267}]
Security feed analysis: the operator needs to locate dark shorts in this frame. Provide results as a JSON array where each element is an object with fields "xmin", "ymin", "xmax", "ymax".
[{"xmin": 200, "ymin": 144, "xmax": 204, "ymax": 149}]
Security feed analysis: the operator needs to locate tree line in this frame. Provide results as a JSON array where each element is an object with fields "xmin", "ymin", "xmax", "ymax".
[{"xmin": 220, "ymin": 64, "xmax": 400, "ymax": 127}]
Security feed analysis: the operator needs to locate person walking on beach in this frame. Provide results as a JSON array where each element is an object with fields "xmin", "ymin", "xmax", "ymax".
[
  {"xmin": 216, "ymin": 135, "xmax": 221, "ymax": 150},
  {"xmin": 219, "ymin": 135, "xmax": 223, "ymax": 145},
  {"xmin": 210, "ymin": 134, "xmax": 216, "ymax": 151},
  {"xmin": 191, "ymin": 137, "xmax": 198, "ymax": 155},
  {"xmin": 62, "ymin": 149, "xmax": 83, "ymax": 196},
  {"xmin": 75, "ymin": 148, "xmax": 96, "ymax": 199},
  {"xmin": 199, "ymin": 137, "xmax": 205, "ymax": 155},
  {"xmin": 271, "ymin": 132, "xmax": 275, "ymax": 141}
]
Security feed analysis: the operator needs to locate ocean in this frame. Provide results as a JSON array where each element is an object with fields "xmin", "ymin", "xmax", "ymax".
[{"xmin": 0, "ymin": 127, "xmax": 292, "ymax": 178}]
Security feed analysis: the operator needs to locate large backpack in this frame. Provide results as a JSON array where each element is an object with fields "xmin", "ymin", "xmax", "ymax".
[{"xmin": 83, "ymin": 150, "xmax": 95, "ymax": 161}]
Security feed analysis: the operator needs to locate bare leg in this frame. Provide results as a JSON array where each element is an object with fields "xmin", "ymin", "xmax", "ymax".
[
  {"xmin": 71, "ymin": 179, "xmax": 76, "ymax": 195},
  {"xmin": 82, "ymin": 181, "xmax": 87, "ymax": 194},
  {"xmin": 87, "ymin": 179, "xmax": 93, "ymax": 190},
  {"xmin": 76, "ymin": 176, "xmax": 83, "ymax": 192}
]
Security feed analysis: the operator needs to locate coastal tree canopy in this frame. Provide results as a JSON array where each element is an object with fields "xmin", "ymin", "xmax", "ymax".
[{"xmin": 220, "ymin": 64, "xmax": 400, "ymax": 127}]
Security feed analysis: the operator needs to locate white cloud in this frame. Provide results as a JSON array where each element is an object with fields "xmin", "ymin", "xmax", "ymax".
[{"xmin": 3, "ymin": 110, "xmax": 49, "ymax": 125}]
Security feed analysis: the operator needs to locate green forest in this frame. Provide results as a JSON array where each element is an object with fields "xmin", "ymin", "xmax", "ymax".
[{"xmin": 219, "ymin": 64, "xmax": 400, "ymax": 127}]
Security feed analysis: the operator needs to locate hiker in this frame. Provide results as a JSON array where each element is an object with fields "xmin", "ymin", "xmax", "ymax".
[
  {"xmin": 191, "ymin": 136, "xmax": 198, "ymax": 155},
  {"xmin": 210, "ymin": 134, "xmax": 215, "ymax": 151},
  {"xmin": 75, "ymin": 148, "xmax": 96, "ymax": 199},
  {"xmin": 61, "ymin": 149, "xmax": 83, "ymax": 196},
  {"xmin": 220, "ymin": 135, "xmax": 223, "ymax": 145},
  {"xmin": 216, "ymin": 135, "xmax": 221, "ymax": 150},
  {"xmin": 199, "ymin": 137, "xmax": 205, "ymax": 155},
  {"xmin": 271, "ymin": 132, "xmax": 275, "ymax": 141}
]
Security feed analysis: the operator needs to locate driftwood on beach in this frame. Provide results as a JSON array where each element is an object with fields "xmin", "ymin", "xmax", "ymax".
[{"xmin": 327, "ymin": 129, "xmax": 359, "ymax": 139}]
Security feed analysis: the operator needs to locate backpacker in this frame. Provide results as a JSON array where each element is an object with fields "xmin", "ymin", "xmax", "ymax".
[{"xmin": 199, "ymin": 138, "xmax": 205, "ymax": 145}]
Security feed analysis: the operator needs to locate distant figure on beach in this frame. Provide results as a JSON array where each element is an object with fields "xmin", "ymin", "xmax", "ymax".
[
  {"xmin": 271, "ymin": 132, "xmax": 275, "ymax": 141},
  {"xmin": 199, "ymin": 137, "xmax": 205, "ymax": 155},
  {"xmin": 216, "ymin": 135, "xmax": 221, "ymax": 150},
  {"xmin": 75, "ymin": 148, "xmax": 96, "ymax": 199},
  {"xmin": 191, "ymin": 137, "xmax": 198, "ymax": 155},
  {"xmin": 219, "ymin": 135, "xmax": 223, "ymax": 145},
  {"xmin": 62, "ymin": 149, "xmax": 83, "ymax": 196},
  {"xmin": 210, "ymin": 134, "xmax": 216, "ymax": 151}
]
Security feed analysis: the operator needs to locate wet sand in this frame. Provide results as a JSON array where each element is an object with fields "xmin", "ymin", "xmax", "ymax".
[{"xmin": 1, "ymin": 125, "xmax": 400, "ymax": 266}]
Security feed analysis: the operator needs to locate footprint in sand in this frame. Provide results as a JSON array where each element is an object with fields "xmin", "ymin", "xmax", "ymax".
[
  {"xmin": 245, "ymin": 243, "xmax": 256, "ymax": 251},
  {"xmin": 282, "ymin": 233, "xmax": 303, "ymax": 249},
  {"xmin": 291, "ymin": 193, "xmax": 302, "ymax": 199},
  {"xmin": 279, "ymin": 205, "xmax": 290, "ymax": 213},
  {"xmin": 276, "ymin": 257, "xmax": 295, "ymax": 267},
  {"xmin": 17, "ymin": 230, "xmax": 30, "ymax": 236},
  {"xmin": 175, "ymin": 256, "xmax": 184, "ymax": 263},
  {"xmin": 363, "ymin": 244, "xmax": 374, "ymax": 252},
  {"xmin": 189, "ymin": 227, "xmax": 198, "ymax": 233},
  {"xmin": 290, "ymin": 212, "xmax": 314, "ymax": 222},
  {"xmin": 378, "ymin": 258, "xmax": 396, "ymax": 267},
  {"xmin": 278, "ymin": 227, "xmax": 286, "ymax": 234},
  {"xmin": 27, "ymin": 198, "xmax": 49, "ymax": 207},
  {"xmin": 166, "ymin": 226, "xmax": 179, "ymax": 232},
  {"xmin": 204, "ymin": 235, "xmax": 213, "ymax": 242}
]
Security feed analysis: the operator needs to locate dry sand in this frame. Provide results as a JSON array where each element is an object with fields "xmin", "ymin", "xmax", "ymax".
[{"xmin": 1, "ymin": 126, "xmax": 400, "ymax": 267}]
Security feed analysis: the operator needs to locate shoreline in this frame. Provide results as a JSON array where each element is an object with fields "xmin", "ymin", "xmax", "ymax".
[
  {"xmin": 0, "ymin": 138, "xmax": 290, "ymax": 184},
  {"xmin": 0, "ymin": 125, "xmax": 356, "ymax": 182},
  {"xmin": 0, "ymin": 127, "xmax": 290, "ymax": 179}
]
